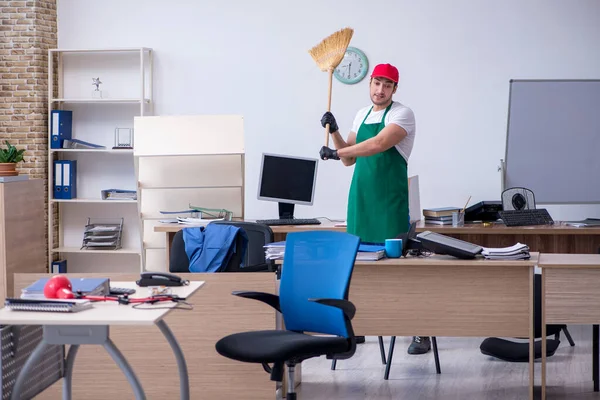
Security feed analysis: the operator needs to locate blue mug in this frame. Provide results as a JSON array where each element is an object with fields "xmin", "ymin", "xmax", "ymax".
[{"xmin": 385, "ymin": 238, "xmax": 403, "ymax": 258}]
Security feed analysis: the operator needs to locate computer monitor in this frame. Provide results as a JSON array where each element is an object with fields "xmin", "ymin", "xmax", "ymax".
[
  {"xmin": 416, "ymin": 231, "xmax": 483, "ymax": 259},
  {"xmin": 257, "ymin": 153, "xmax": 318, "ymax": 219}
]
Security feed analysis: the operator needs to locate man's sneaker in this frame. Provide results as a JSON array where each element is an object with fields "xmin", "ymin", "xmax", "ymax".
[
  {"xmin": 355, "ymin": 336, "xmax": 366, "ymax": 344},
  {"xmin": 408, "ymin": 336, "xmax": 431, "ymax": 354}
]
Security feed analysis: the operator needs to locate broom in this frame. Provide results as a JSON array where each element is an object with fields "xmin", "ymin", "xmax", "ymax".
[{"xmin": 309, "ymin": 27, "xmax": 354, "ymax": 147}]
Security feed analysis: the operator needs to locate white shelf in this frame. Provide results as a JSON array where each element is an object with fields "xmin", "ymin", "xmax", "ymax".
[
  {"xmin": 48, "ymin": 47, "xmax": 152, "ymax": 272},
  {"xmin": 50, "ymin": 48, "xmax": 151, "ymax": 54},
  {"xmin": 52, "ymin": 247, "xmax": 141, "ymax": 255},
  {"xmin": 51, "ymin": 198, "xmax": 137, "ymax": 204},
  {"xmin": 52, "ymin": 98, "xmax": 150, "ymax": 104},
  {"xmin": 51, "ymin": 149, "xmax": 134, "ymax": 154}
]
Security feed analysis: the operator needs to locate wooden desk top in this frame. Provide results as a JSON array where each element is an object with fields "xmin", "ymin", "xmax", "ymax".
[
  {"xmin": 0, "ymin": 281, "xmax": 204, "ymax": 326},
  {"xmin": 154, "ymin": 219, "xmax": 600, "ymax": 235},
  {"xmin": 416, "ymin": 221, "xmax": 600, "ymax": 235},
  {"xmin": 538, "ymin": 253, "xmax": 600, "ymax": 268},
  {"xmin": 275, "ymin": 252, "xmax": 539, "ymax": 268},
  {"xmin": 153, "ymin": 220, "xmax": 345, "ymax": 233}
]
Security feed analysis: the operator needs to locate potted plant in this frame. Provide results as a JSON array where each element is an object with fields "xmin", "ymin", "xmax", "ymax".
[{"xmin": 0, "ymin": 141, "xmax": 26, "ymax": 177}]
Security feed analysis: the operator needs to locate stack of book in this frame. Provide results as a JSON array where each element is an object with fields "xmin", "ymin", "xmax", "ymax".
[
  {"xmin": 481, "ymin": 243, "xmax": 530, "ymax": 260},
  {"xmin": 264, "ymin": 242, "xmax": 386, "ymax": 261},
  {"xmin": 423, "ymin": 207, "xmax": 460, "ymax": 225}
]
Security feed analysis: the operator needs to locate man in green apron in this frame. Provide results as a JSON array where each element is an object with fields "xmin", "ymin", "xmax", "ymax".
[{"xmin": 319, "ymin": 63, "xmax": 430, "ymax": 355}]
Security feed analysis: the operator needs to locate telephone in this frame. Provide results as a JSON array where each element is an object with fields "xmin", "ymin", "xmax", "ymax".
[{"xmin": 136, "ymin": 272, "xmax": 189, "ymax": 287}]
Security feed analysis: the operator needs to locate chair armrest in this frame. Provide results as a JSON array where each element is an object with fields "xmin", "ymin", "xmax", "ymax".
[
  {"xmin": 232, "ymin": 291, "xmax": 281, "ymax": 313},
  {"xmin": 309, "ymin": 298, "xmax": 356, "ymax": 320}
]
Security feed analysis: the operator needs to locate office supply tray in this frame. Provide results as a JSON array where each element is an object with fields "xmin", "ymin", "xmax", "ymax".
[
  {"xmin": 0, "ymin": 325, "xmax": 64, "ymax": 399},
  {"xmin": 81, "ymin": 217, "xmax": 124, "ymax": 250}
]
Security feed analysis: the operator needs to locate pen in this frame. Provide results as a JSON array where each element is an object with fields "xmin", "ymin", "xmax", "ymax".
[{"xmin": 461, "ymin": 196, "xmax": 472, "ymax": 213}]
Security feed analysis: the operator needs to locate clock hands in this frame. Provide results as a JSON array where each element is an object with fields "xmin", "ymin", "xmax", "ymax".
[{"xmin": 347, "ymin": 62, "xmax": 352, "ymax": 79}]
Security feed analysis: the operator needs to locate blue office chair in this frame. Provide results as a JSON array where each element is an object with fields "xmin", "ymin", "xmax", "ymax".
[{"xmin": 215, "ymin": 230, "xmax": 360, "ymax": 400}]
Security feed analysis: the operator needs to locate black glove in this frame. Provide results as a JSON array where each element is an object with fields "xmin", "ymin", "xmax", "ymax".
[
  {"xmin": 320, "ymin": 146, "xmax": 339, "ymax": 160},
  {"xmin": 320, "ymin": 112, "xmax": 339, "ymax": 134}
]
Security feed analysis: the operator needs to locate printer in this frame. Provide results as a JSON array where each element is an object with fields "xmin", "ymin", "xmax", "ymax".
[{"xmin": 464, "ymin": 201, "xmax": 503, "ymax": 222}]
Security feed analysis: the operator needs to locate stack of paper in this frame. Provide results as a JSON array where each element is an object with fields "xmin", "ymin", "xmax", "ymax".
[
  {"xmin": 564, "ymin": 218, "xmax": 600, "ymax": 227},
  {"xmin": 264, "ymin": 242, "xmax": 386, "ymax": 261},
  {"xmin": 481, "ymin": 243, "xmax": 530, "ymax": 260},
  {"xmin": 176, "ymin": 217, "xmax": 224, "ymax": 225},
  {"xmin": 264, "ymin": 242, "xmax": 286, "ymax": 260}
]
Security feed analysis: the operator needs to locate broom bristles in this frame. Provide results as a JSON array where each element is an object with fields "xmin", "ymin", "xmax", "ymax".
[{"xmin": 309, "ymin": 27, "xmax": 354, "ymax": 72}]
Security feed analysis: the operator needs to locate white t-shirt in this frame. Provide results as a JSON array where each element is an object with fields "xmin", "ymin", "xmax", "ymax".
[{"xmin": 351, "ymin": 101, "xmax": 416, "ymax": 162}]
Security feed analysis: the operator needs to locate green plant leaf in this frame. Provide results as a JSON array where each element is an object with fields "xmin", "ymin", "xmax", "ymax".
[{"xmin": 0, "ymin": 141, "xmax": 25, "ymax": 163}]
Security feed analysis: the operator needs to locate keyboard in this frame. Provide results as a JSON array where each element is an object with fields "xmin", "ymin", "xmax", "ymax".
[
  {"xmin": 498, "ymin": 209, "xmax": 554, "ymax": 227},
  {"xmin": 256, "ymin": 218, "xmax": 322, "ymax": 226}
]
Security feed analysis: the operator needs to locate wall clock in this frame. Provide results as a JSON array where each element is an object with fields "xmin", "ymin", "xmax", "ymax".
[{"xmin": 334, "ymin": 47, "xmax": 369, "ymax": 85}]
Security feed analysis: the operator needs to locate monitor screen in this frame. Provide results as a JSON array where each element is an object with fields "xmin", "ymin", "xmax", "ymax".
[{"xmin": 257, "ymin": 153, "xmax": 318, "ymax": 205}]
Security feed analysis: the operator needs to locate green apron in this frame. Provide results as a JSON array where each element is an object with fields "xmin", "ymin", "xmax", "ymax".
[{"xmin": 347, "ymin": 103, "xmax": 409, "ymax": 243}]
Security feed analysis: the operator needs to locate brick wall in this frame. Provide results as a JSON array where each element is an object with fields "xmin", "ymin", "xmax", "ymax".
[{"xmin": 0, "ymin": 0, "xmax": 57, "ymax": 260}]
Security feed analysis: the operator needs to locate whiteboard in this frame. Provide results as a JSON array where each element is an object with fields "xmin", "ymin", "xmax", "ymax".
[{"xmin": 504, "ymin": 80, "xmax": 600, "ymax": 203}]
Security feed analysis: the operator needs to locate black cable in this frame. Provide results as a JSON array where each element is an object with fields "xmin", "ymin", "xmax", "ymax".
[{"xmin": 132, "ymin": 301, "xmax": 193, "ymax": 310}]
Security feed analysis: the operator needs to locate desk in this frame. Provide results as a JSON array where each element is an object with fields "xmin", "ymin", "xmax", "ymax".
[
  {"xmin": 155, "ymin": 221, "xmax": 600, "ymax": 267},
  {"xmin": 276, "ymin": 253, "xmax": 538, "ymax": 400},
  {"xmin": 154, "ymin": 221, "xmax": 345, "ymax": 267},
  {"xmin": 539, "ymin": 254, "xmax": 600, "ymax": 399},
  {"xmin": 0, "ymin": 179, "xmax": 46, "ymax": 302},
  {"xmin": 417, "ymin": 221, "xmax": 600, "ymax": 254},
  {"xmin": 14, "ymin": 272, "xmax": 276, "ymax": 400},
  {"xmin": 0, "ymin": 281, "xmax": 203, "ymax": 400}
]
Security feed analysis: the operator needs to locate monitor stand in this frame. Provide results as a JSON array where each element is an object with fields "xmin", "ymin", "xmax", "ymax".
[{"xmin": 278, "ymin": 202, "xmax": 295, "ymax": 220}]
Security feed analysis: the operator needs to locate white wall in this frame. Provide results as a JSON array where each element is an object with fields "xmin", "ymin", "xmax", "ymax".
[{"xmin": 57, "ymin": 0, "xmax": 600, "ymax": 221}]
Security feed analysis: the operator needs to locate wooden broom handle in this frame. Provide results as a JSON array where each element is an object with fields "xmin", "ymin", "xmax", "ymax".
[{"xmin": 325, "ymin": 68, "xmax": 333, "ymax": 147}]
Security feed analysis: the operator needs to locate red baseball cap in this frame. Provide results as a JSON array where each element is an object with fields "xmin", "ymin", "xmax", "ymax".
[{"xmin": 371, "ymin": 63, "xmax": 399, "ymax": 83}]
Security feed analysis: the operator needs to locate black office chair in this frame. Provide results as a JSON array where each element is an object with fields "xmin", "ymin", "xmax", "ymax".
[
  {"xmin": 331, "ymin": 335, "xmax": 441, "ymax": 379},
  {"xmin": 382, "ymin": 336, "xmax": 441, "ymax": 379},
  {"xmin": 215, "ymin": 230, "xmax": 361, "ymax": 400},
  {"xmin": 169, "ymin": 221, "xmax": 274, "ymax": 273},
  {"xmin": 480, "ymin": 273, "xmax": 575, "ymax": 362},
  {"xmin": 333, "ymin": 221, "xmax": 442, "ymax": 379}
]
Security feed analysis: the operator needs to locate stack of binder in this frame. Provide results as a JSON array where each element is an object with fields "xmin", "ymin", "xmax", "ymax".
[
  {"xmin": 53, "ymin": 160, "xmax": 77, "ymax": 199},
  {"xmin": 481, "ymin": 243, "xmax": 530, "ymax": 260}
]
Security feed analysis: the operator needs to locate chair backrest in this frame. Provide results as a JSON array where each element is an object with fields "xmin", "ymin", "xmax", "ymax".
[
  {"xmin": 169, "ymin": 230, "xmax": 189, "ymax": 273},
  {"xmin": 213, "ymin": 221, "xmax": 274, "ymax": 271},
  {"xmin": 279, "ymin": 230, "xmax": 360, "ymax": 338},
  {"xmin": 169, "ymin": 221, "xmax": 274, "ymax": 273}
]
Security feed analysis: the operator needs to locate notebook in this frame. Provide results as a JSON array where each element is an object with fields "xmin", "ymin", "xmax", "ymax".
[
  {"xmin": 5, "ymin": 298, "xmax": 93, "ymax": 313},
  {"xmin": 21, "ymin": 277, "xmax": 109, "ymax": 299}
]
